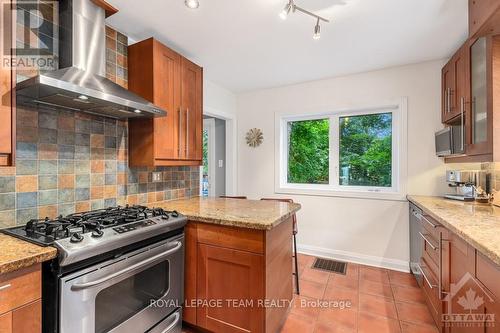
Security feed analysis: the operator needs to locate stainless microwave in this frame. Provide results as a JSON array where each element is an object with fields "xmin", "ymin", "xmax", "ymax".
[{"xmin": 435, "ymin": 125, "xmax": 464, "ymax": 157}]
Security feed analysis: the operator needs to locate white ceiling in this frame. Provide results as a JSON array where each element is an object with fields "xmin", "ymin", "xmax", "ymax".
[{"xmin": 106, "ymin": 0, "xmax": 468, "ymax": 93}]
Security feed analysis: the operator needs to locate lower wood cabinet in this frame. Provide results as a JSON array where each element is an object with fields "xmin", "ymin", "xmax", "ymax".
[
  {"xmin": 184, "ymin": 220, "xmax": 293, "ymax": 333},
  {"xmin": 0, "ymin": 265, "xmax": 42, "ymax": 333},
  {"xmin": 411, "ymin": 206, "xmax": 500, "ymax": 333},
  {"xmin": 197, "ymin": 244, "xmax": 264, "ymax": 332}
]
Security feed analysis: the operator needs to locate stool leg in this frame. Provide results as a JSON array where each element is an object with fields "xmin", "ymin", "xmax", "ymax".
[{"xmin": 293, "ymin": 233, "xmax": 300, "ymax": 295}]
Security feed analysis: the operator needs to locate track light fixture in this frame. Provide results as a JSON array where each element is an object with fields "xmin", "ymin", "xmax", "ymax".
[
  {"xmin": 279, "ymin": 0, "xmax": 329, "ymax": 39},
  {"xmin": 185, "ymin": 0, "xmax": 199, "ymax": 9},
  {"xmin": 313, "ymin": 18, "xmax": 321, "ymax": 40}
]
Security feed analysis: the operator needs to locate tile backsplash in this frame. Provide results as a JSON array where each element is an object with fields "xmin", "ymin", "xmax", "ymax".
[{"xmin": 0, "ymin": 26, "xmax": 200, "ymax": 229}]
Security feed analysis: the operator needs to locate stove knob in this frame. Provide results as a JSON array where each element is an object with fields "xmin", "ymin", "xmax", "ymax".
[
  {"xmin": 161, "ymin": 215, "xmax": 169, "ymax": 220},
  {"xmin": 91, "ymin": 229, "xmax": 104, "ymax": 238},
  {"xmin": 171, "ymin": 210, "xmax": 179, "ymax": 218},
  {"xmin": 70, "ymin": 233, "xmax": 84, "ymax": 243}
]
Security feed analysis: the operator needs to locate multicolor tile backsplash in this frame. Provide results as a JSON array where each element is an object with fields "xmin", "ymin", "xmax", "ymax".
[{"xmin": 0, "ymin": 26, "xmax": 200, "ymax": 229}]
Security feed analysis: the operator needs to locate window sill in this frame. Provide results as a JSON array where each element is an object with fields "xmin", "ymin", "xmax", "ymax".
[{"xmin": 275, "ymin": 186, "xmax": 407, "ymax": 202}]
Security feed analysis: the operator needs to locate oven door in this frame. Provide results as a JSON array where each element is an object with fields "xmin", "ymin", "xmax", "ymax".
[{"xmin": 59, "ymin": 234, "xmax": 184, "ymax": 333}]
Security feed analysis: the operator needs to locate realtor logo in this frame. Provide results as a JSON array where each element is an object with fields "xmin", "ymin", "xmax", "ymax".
[
  {"xmin": 1, "ymin": 1, "xmax": 58, "ymax": 70},
  {"xmin": 442, "ymin": 272, "xmax": 495, "ymax": 328}
]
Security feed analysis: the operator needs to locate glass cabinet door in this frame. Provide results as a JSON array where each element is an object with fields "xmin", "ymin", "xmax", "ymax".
[{"xmin": 470, "ymin": 37, "xmax": 488, "ymax": 145}]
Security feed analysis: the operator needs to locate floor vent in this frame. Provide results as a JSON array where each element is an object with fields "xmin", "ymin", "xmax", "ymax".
[{"xmin": 312, "ymin": 258, "xmax": 347, "ymax": 275}]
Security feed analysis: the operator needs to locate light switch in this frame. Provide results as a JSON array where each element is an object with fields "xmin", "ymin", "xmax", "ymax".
[
  {"xmin": 218, "ymin": 160, "xmax": 224, "ymax": 168},
  {"xmin": 151, "ymin": 172, "xmax": 163, "ymax": 182}
]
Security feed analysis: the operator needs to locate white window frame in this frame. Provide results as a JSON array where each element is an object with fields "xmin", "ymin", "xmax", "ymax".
[{"xmin": 274, "ymin": 98, "xmax": 408, "ymax": 201}]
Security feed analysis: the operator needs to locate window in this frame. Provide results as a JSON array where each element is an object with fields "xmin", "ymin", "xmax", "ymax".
[{"xmin": 276, "ymin": 100, "xmax": 407, "ymax": 200}]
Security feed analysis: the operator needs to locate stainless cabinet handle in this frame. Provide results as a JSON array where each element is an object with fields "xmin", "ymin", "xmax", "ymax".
[
  {"xmin": 444, "ymin": 88, "xmax": 448, "ymax": 114},
  {"xmin": 417, "ymin": 213, "xmax": 438, "ymax": 228},
  {"xmin": 418, "ymin": 264, "xmax": 437, "ymax": 289},
  {"xmin": 0, "ymin": 284, "xmax": 11, "ymax": 291},
  {"xmin": 460, "ymin": 97, "xmax": 465, "ymax": 151},
  {"xmin": 185, "ymin": 108, "xmax": 189, "ymax": 155},
  {"xmin": 178, "ymin": 107, "xmax": 182, "ymax": 157},
  {"xmin": 448, "ymin": 88, "xmax": 453, "ymax": 113},
  {"xmin": 419, "ymin": 232, "xmax": 438, "ymax": 251}
]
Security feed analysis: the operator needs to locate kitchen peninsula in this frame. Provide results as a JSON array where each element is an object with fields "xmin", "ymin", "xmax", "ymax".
[{"xmin": 159, "ymin": 197, "xmax": 301, "ymax": 333}]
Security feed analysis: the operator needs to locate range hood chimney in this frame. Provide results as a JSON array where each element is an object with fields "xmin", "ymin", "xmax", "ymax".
[{"xmin": 16, "ymin": 0, "xmax": 166, "ymax": 119}]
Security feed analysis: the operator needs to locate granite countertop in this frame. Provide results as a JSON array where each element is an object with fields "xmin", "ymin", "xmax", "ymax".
[
  {"xmin": 408, "ymin": 195, "xmax": 500, "ymax": 266},
  {"xmin": 158, "ymin": 197, "xmax": 301, "ymax": 230},
  {"xmin": 0, "ymin": 234, "xmax": 57, "ymax": 275}
]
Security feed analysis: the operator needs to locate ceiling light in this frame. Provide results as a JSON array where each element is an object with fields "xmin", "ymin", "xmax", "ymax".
[
  {"xmin": 134, "ymin": 109, "xmax": 142, "ymax": 114},
  {"xmin": 279, "ymin": 1, "xmax": 329, "ymax": 39},
  {"xmin": 184, "ymin": 0, "xmax": 199, "ymax": 9},
  {"xmin": 313, "ymin": 18, "xmax": 321, "ymax": 40},
  {"xmin": 77, "ymin": 95, "xmax": 88, "ymax": 100},
  {"xmin": 279, "ymin": 1, "xmax": 292, "ymax": 20}
]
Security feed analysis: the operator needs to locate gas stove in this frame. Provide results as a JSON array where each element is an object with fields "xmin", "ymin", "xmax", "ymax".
[{"xmin": 2, "ymin": 205, "xmax": 187, "ymax": 267}]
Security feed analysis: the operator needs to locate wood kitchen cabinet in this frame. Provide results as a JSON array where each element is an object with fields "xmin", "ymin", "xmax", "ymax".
[
  {"xmin": 442, "ymin": 43, "xmax": 469, "ymax": 124},
  {"xmin": 443, "ymin": 35, "xmax": 500, "ymax": 162},
  {"xmin": 184, "ymin": 219, "xmax": 293, "ymax": 333},
  {"xmin": 409, "ymin": 203, "xmax": 500, "ymax": 332},
  {"xmin": 469, "ymin": 0, "xmax": 500, "ymax": 38},
  {"xmin": 0, "ymin": 0, "xmax": 15, "ymax": 167},
  {"xmin": 0, "ymin": 264, "xmax": 42, "ymax": 333},
  {"xmin": 128, "ymin": 38, "xmax": 203, "ymax": 167}
]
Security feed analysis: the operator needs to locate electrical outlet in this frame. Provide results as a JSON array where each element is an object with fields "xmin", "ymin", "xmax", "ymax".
[
  {"xmin": 218, "ymin": 160, "xmax": 224, "ymax": 168},
  {"xmin": 151, "ymin": 172, "xmax": 163, "ymax": 183}
]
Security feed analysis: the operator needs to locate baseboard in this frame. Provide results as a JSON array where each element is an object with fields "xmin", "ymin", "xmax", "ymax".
[{"xmin": 297, "ymin": 244, "xmax": 410, "ymax": 273}]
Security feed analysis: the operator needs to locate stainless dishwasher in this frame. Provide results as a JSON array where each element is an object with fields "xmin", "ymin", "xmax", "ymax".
[{"xmin": 409, "ymin": 203, "xmax": 423, "ymax": 287}]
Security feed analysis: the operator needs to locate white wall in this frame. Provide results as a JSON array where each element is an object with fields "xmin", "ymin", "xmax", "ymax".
[{"xmin": 235, "ymin": 60, "xmax": 449, "ymax": 271}]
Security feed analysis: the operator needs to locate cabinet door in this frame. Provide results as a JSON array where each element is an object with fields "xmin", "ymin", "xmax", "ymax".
[
  {"xmin": 153, "ymin": 43, "xmax": 182, "ymax": 160},
  {"xmin": 12, "ymin": 300, "xmax": 41, "ymax": 333},
  {"xmin": 442, "ymin": 60, "xmax": 456, "ymax": 123},
  {"xmin": 0, "ymin": 0, "xmax": 14, "ymax": 166},
  {"xmin": 467, "ymin": 37, "xmax": 492, "ymax": 156},
  {"xmin": 196, "ymin": 244, "xmax": 264, "ymax": 333},
  {"xmin": 181, "ymin": 58, "xmax": 203, "ymax": 161},
  {"xmin": 446, "ymin": 234, "xmax": 483, "ymax": 333},
  {"xmin": 0, "ymin": 311, "xmax": 12, "ymax": 333},
  {"xmin": 469, "ymin": 0, "xmax": 500, "ymax": 38}
]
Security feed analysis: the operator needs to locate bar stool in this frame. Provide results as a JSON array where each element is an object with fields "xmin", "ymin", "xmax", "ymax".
[
  {"xmin": 261, "ymin": 198, "xmax": 299, "ymax": 295},
  {"xmin": 219, "ymin": 196, "xmax": 248, "ymax": 199}
]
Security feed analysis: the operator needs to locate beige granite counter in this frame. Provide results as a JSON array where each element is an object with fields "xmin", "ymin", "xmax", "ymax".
[
  {"xmin": 157, "ymin": 197, "xmax": 301, "ymax": 230},
  {"xmin": 0, "ymin": 234, "xmax": 57, "ymax": 274},
  {"xmin": 408, "ymin": 195, "xmax": 500, "ymax": 267}
]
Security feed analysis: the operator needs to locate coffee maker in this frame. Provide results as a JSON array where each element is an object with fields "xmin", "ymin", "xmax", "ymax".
[{"xmin": 445, "ymin": 170, "xmax": 488, "ymax": 201}]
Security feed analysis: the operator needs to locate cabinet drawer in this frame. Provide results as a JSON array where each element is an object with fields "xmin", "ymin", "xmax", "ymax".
[
  {"xmin": 420, "ymin": 257, "xmax": 442, "ymax": 327},
  {"xmin": 421, "ymin": 231, "xmax": 440, "ymax": 267},
  {"xmin": 419, "ymin": 214, "xmax": 442, "ymax": 240},
  {"xmin": 476, "ymin": 252, "xmax": 500, "ymax": 299},
  {"xmin": 196, "ymin": 222, "xmax": 264, "ymax": 254},
  {"xmin": 0, "ymin": 265, "xmax": 41, "ymax": 315},
  {"xmin": 422, "ymin": 246, "xmax": 439, "ymax": 279}
]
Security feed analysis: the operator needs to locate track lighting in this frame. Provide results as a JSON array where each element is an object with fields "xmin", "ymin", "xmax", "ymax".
[
  {"xmin": 279, "ymin": 1, "xmax": 329, "ymax": 39},
  {"xmin": 184, "ymin": 0, "xmax": 199, "ymax": 9},
  {"xmin": 279, "ymin": 1, "xmax": 293, "ymax": 20},
  {"xmin": 313, "ymin": 18, "xmax": 321, "ymax": 40}
]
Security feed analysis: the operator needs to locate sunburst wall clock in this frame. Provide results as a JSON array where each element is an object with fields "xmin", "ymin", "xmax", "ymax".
[{"xmin": 245, "ymin": 128, "xmax": 264, "ymax": 148}]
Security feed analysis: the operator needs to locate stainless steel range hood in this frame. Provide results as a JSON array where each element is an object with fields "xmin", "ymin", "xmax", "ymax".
[{"xmin": 16, "ymin": 0, "xmax": 166, "ymax": 119}]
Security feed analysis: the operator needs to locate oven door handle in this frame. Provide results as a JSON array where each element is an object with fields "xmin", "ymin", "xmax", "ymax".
[{"xmin": 71, "ymin": 241, "xmax": 182, "ymax": 291}]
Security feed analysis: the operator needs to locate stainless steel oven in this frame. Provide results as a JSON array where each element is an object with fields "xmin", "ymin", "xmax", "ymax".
[{"xmin": 59, "ymin": 234, "xmax": 184, "ymax": 333}]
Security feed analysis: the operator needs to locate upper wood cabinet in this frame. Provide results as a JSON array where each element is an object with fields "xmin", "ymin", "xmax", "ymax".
[
  {"xmin": 0, "ymin": 0, "xmax": 15, "ymax": 167},
  {"xmin": 443, "ymin": 35, "xmax": 500, "ymax": 162},
  {"xmin": 128, "ymin": 38, "xmax": 203, "ymax": 167},
  {"xmin": 469, "ymin": 0, "xmax": 500, "ymax": 38}
]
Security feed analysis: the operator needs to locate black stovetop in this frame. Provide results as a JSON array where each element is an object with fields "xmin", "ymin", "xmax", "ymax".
[{"xmin": 1, "ymin": 205, "xmax": 179, "ymax": 246}]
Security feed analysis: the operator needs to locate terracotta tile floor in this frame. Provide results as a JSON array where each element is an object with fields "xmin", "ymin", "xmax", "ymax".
[
  {"xmin": 182, "ymin": 253, "xmax": 440, "ymax": 333},
  {"xmin": 281, "ymin": 254, "xmax": 439, "ymax": 333}
]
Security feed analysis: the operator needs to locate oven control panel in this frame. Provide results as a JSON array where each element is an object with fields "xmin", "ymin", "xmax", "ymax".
[{"xmin": 113, "ymin": 219, "xmax": 157, "ymax": 234}]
